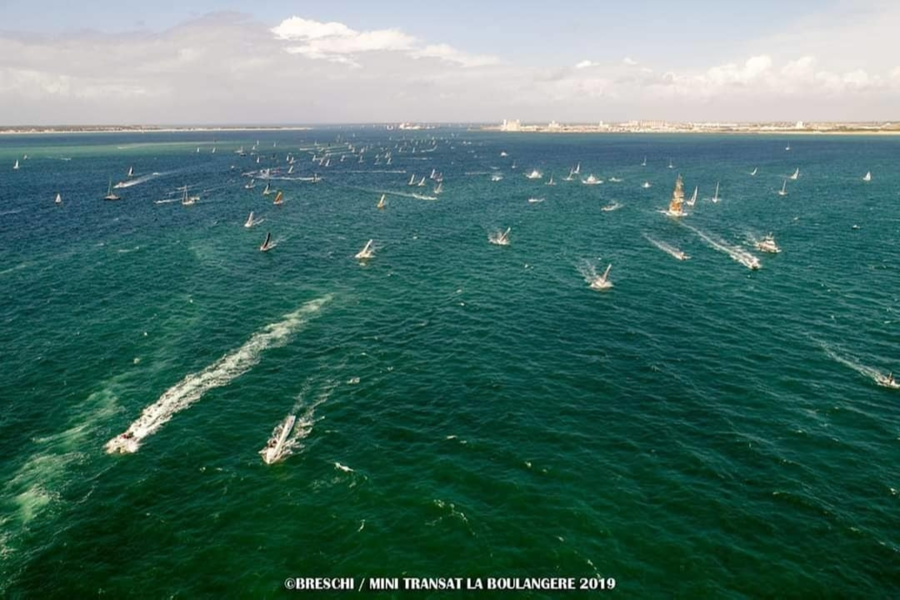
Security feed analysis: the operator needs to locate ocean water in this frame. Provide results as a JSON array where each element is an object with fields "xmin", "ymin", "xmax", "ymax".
[{"xmin": 0, "ymin": 130, "xmax": 898, "ymax": 598}]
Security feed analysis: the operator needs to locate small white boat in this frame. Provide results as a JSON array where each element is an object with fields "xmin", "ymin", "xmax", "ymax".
[
  {"xmin": 668, "ymin": 159, "xmax": 674, "ymax": 169},
  {"xmin": 408, "ymin": 174, "xmax": 416, "ymax": 186},
  {"xmin": 355, "ymin": 239, "xmax": 375, "ymax": 260},
  {"xmin": 750, "ymin": 167, "xmax": 758, "ymax": 176},
  {"xmin": 104, "ymin": 178, "xmax": 121, "ymax": 201},
  {"xmin": 687, "ymin": 186, "xmax": 698, "ymax": 207},
  {"xmin": 642, "ymin": 181, "xmax": 652, "ymax": 189},
  {"xmin": 525, "ymin": 169, "xmax": 542, "ymax": 180},
  {"xmin": 601, "ymin": 202, "xmax": 621, "ymax": 212},
  {"xmin": 260, "ymin": 415, "xmax": 297, "ymax": 464},
  {"xmin": 500, "ymin": 151, "xmax": 508, "ymax": 157},
  {"xmin": 377, "ymin": 194, "xmax": 386, "ymax": 210},
  {"xmin": 785, "ymin": 144, "xmax": 791, "ymax": 151},
  {"xmin": 582, "ymin": 174, "xmax": 603, "ymax": 185},
  {"xmin": 245, "ymin": 179, "xmax": 256, "ymax": 189},
  {"xmin": 259, "ymin": 232, "xmax": 274, "ymax": 252},
  {"xmin": 876, "ymin": 372, "xmax": 899, "ymax": 389},
  {"xmin": 863, "ymin": 171, "xmax": 871, "ymax": 182},
  {"xmin": 608, "ymin": 177, "xmax": 623, "ymax": 183},
  {"xmin": 244, "ymin": 211, "xmax": 256, "ymax": 228},
  {"xmin": 573, "ymin": 162, "xmax": 581, "ymax": 175},
  {"xmin": 789, "ymin": 168, "xmax": 799, "ymax": 180},
  {"xmin": 417, "ymin": 176, "xmax": 426, "ymax": 187},
  {"xmin": 262, "ymin": 182, "xmax": 272, "ymax": 196},
  {"xmin": 489, "ymin": 227, "xmax": 511, "ymax": 246},
  {"xmin": 181, "ymin": 186, "xmax": 198, "ymax": 206},
  {"xmin": 528, "ymin": 197, "xmax": 545, "ymax": 204},
  {"xmin": 641, "ymin": 156, "xmax": 647, "ymax": 167},
  {"xmin": 491, "ymin": 173, "xmax": 503, "ymax": 182},
  {"xmin": 55, "ymin": 193, "xmax": 62, "ymax": 205},
  {"xmin": 777, "ymin": 179, "xmax": 787, "ymax": 197},
  {"xmin": 434, "ymin": 182, "xmax": 443, "ymax": 195},
  {"xmin": 590, "ymin": 264, "xmax": 613, "ymax": 291},
  {"xmin": 711, "ymin": 182, "xmax": 720, "ymax": 203},
  {"xmin": 273, "ymin": 191, "xmax": 284, "ymax": 205},
  {"xmin": 127, "ymin": 166, "xmax": 134, "ymax": 178},
  {"xmin": 13, "ymin": 159, "xmax": 19, "ymax": 170},
  {"xmin": 756, "ymin": 234, "xmax": 780, "ymax": 254}
]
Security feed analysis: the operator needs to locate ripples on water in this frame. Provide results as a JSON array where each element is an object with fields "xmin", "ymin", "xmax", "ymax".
[{"xmin": 0, "ymin": 131, "xmax": 898, "ymax": 597}]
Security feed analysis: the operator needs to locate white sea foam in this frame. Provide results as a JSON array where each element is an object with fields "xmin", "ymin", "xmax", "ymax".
[
  {"xmin": 644, "ymin": 234, "xmax": 689, "ymax": 260},
  {"xmin": 683, "ymin": 223, "xmax": 760, "ymax": 270},
  {"xmin": 105, "ymin": 295, "xmax": 332, "ymax": 454},
  {"xmin": 113, "ymin": 172, "xmax": 163, "ymax": 189},
  {"xmin": 819, "ymin": 342, "xmax": 893, "ymax": 385}
]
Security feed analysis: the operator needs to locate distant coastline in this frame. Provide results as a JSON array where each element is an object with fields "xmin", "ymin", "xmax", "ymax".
[
  {"xmin": 0, "ymin": 125, "xmax": 313, "ymax": 136},
  {"xmin": 482, "ymin": 119, "xmax": 900, "ymax": 135}
]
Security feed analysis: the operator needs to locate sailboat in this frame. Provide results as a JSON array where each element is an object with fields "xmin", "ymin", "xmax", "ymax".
[
  {"xmin": 273, "ymin": 191, "xmax": 284, "ymax": 205},
  {"xmin": 355, "ymin": 239, "xmax": 375, "ymax": 260},
  {"xmin": 417, "ymin": 176, "xmax": 426, "ymax": 187},
  {"xmin": 790, "ymin": 168, "xmax": 799, "ymax": 180},
  {"xmin": 489, "ymin": 227, "xmax": 511, "ymax": 246},
  {"xmin": 13, "ymin": 159, "xmax": 19, "ymax": 170},
  {"xmin": 104, "ymin": 178, "xmax": 121, "ymax": 201},
  {"xmin": 641, "ymin": 156, "xmax": 647, "ymax": 167},
  {"xmin": 211, "ymin": 147, "xmax": 216, "ymax": 154},
  {"xmin": 259, "ymin": 232, "xmax": 273, "ymax": 252},
  {"xmin": 546, "ymin": 174, "xmax": 555, "ymax": 186},
  {"xmin": 750, "ymin": 167, "xmax": 758, "ymax": 176},
  {"xmin": 245, "ymin": 179, "xmax": 255, "ymax": 189},
  {"xmin": 668, "ymin": 158, "xmax": 674, "ymax": 169},
  {"xmin": 711, "ymin": 182, "xmax": 720, "ymax": 203},
  {"xmin": 287, "ymin": 165, "xmax": 294, "ymax": 175},
  {"xmin": 666, "ymin": 174, "xmax": 686, "ymax": 217},
  {"xmin": 55, "ymin": 193, "xmax": 62, "ymax": 205},
  {"xmin": 408, "ymin": 174, "xmax": 416, "ymax": 186},
  {"xmin": 262, "ymin": 182, "xmax": 272, "ymax": 195},
  {"xmin": 525, "ymin": 169, "xmax": 542, "ymax": 180},
  {"xmin": 785, "ymin": 144, "xmax": 791, "ymax": 151},
  {"xmin": 434, "ymin": 182, "xmax": 443, "ymax": 195},
  {"xmin": 590, "ymin": 264, "xmax": 613, "ymax": 291},
  {"xmin": 582, "ymin": 174, "xmax": 602, "ymax": 185},
  {"xmin": 377, "ymin": 194, "xmax": 386, "ymax": 210},
  {"xmin": 863, "ymin": 171, "xmax": 871, "ymax": 182},
  {"xmin": 260, "ymin": 415, "xmax": 297, "ymax": 464},
  {"xmin": 244, "ymin": 211, "xmax": 256, "ymax": 228},
  {"xmin": 127, "ymin": 166, "xmax": 134, "ymax": 178},
  {"xmin": 687, "ymin": 186, "xmax": 698, "ymax": 207},
  {"xmin": 777, "ymin": 179, "xmax": 787, "ymax": 197},
  {"xmin": 756, "ymin": 233, "xmax": 781, "ymax": 254},
  {"xmin": 573, "ymin": 162, "xmax": 581, "ymax": 175},
  {"xmin": 181, "ymin": 186, "xmax": 198, "ymax": 206}
]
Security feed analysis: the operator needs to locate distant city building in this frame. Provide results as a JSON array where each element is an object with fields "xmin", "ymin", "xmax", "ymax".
[
  {"xmin": 795, "ymin": 121, "xmax": 804, "ymax": 129},
  {"xmin": 548, "ymin": 120, "xmax": 560, "ymax": 130},
  {"xmin": 500, "ymin": 119, "xmax": 522, "ymax": 132}
]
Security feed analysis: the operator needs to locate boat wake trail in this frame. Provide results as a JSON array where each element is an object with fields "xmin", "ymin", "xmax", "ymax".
[
  {"xmin": 818, "ymin": 341, "xmax": 892, "ymax": 386},
  {"xmin": 105, "ymin": 295, "xmax": 333, "ymax": 454},
  {"xmin": 260, "ymin": 379, "xmax": 338, "ymax": 464},
  {"xmin": 644, "ymin": 234, "xmax": 689, "ymax": 260},
  {"xmin": 113, "ymin": 172, "xmax": 163, "ymax": 189},
  {"xmin": 683, "ymin": 223, "xmax": 760, "ymax": 270},
  {"xmin": 577, "ymin": 259, "xmax": 603, "ymax": 284},
  {"xmin": 343, "ymin": 184, "xmax": 437, "ymax": 201}
]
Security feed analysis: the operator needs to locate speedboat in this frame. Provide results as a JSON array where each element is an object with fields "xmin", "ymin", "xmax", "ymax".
[
  {"xmin": 528, "ymin": 197, "xmax": 545, "ymax": 204},
  {"xmin": 601, "ymin": 202, "xmax": 621, "ymax": 212},
  {"xmin": 106, "ymin": 431, "xmax": 139, "ymax": 454},
  {"xmin": 525, "ymin": 169, "xmax": 542, "ymax": 180},
  {"xmin": 491, "ymin": 173, "xmax": 503, "ymax": 182},
  {"xmin": 756, "ymin": 234, "xmax": 780, "ymax": 254},
  {"xmin": 582, "ymin": 174, "xmax": 603, "ymax": 185},
  {"xmin": 260, "ymin": 415, "xmax": 297, "ymax": 464},
  {"xmin": 876, "ymin": 373, "xmax": 899, "ymax": 389}
]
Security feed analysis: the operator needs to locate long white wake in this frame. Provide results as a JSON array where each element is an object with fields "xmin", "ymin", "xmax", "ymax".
[
  {"xmin": 683, "ymin": 223, "xmax": 760, "ymax": 270},
  {"xmin": 644, "ymin": 234, "xmax": 689, "ymax": 260},
  {"xmin": 105, "ymin": 295, "xmax": 332, "ymax": 454},
  {"xmin": 113, "ymin": 172, "xmax": 163, "ymax": 189},
  {"xmin": 819, "ymin": 341, "xmax": 890, "ymax": 384},
  {"xmin": 260, "ymin": 379, "xmax": 337, "ymax": 464}
]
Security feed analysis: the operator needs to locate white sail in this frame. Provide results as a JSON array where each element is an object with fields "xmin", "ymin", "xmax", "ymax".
[
  {"xmin": 790, "ymin": 168, "xmax": 799, "ymax": 180},
  {"xmin": 863, "ymin": 171, "xmax": 871, "ymax": 182},
  {"xmin": 13, "ymin": 160, "xmax": 19, "ymax": 170},
  {"xmin": 687, "ymin": 186, "xmax": 698, "ymax": 207},
  {"xmin": 750, "ymin": 167, "xmax": 758, "ymax": 176},
  {"xmin": 55, "ymin": 193, "xmax": 62, "ymax": 205},
  {"xmin": 712, "ymin": 182, "xmax": 720, "ymax": 203},
  {"xmin": 777, "ymin": 179, "xmax": 787, "ymax": 196},
  {"xmin": 355, "ymin": 239, "xmax": 375, "ymax": 260},
  {"xmin": 408, "ymin": 174, "xmax": 416, "ymax": 186},
  {"xmin": 244, "ymin": 212, "xmax": 255, "ymax": 228}
]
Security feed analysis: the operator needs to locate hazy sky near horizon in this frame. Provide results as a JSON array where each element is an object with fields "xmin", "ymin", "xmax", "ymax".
[{"xmin": 1, "ymin": 0, "xmax": 897, "ymax": 124}]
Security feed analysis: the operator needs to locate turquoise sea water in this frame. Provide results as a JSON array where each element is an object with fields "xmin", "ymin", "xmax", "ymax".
[{"xmin": 0, "ymin": 130, "xmax": 898, "ymax": 598}]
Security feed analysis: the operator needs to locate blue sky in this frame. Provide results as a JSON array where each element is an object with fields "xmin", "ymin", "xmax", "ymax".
[{"xmin": 0, "ymin": 1, "xmax": 896, "ymax": 123}]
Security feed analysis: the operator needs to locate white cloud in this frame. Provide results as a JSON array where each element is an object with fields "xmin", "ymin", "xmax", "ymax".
[
  {"xmin": 271, "ymin": 16, "xmax": 497, "ymax": 69},
  {"xmin": 575, "ymin": 60, "xmax": 597, "ymax": 69},
  {"xmin": 623, "ymin": 57, "xmax": 638, "ymax": 66}
]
